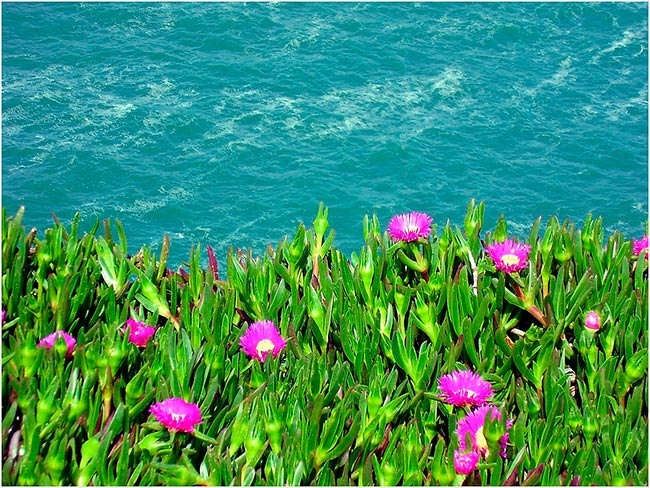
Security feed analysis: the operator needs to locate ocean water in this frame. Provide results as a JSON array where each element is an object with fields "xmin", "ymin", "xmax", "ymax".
[{"xmin": 3, "ymin": 2, "xmax": 648, "ymax": 268}]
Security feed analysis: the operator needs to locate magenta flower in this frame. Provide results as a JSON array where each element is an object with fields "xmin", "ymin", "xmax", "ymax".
[
  {"xmin": 584, "ymin": 311, "xmax": 600, "ymax": 331},
  {"xmin": 438, "ymin": 370, "xmax": 493, "ymax": 408},
  {"xmin": 124, "ymin": 318, "xmax": 156, "ymax": 347},
  {"xmin": 454, "ymin": 449, "xmax": 480, "ymax": 475},
  {"xmin": 150, "ymin": 397, "xmax": 203, "ymax": 433},
  {"xmin": 37, "ymin": 331, "xmax": 76, "ymax": 358},
  {"xmin": 240, "ymin": 320, "xmax": 287, "ymax": 362},
  {"xmin": 455, "ymin": 405, "xmax": 512, "ymax": 459},
  {"xmin": 485, "ymin": 239, "xmax": 530, "ymax": 274},
  {"xmin": 632, "ymin": 235, "xmax": 648, "ymax": 258},
  {"xmin": 387, "ymin": 212, "xmax": 433, "ymax": 242}
]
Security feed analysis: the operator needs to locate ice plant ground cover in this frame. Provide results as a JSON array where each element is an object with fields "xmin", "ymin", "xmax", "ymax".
[{"xmin": 1, "ymin": 200, "xmax": 647, "ymax": 486}]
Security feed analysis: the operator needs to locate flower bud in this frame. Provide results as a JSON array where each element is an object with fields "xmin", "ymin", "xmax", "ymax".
[
  {"xmin": 288, "ymin": 225, "xmax": 306, "ymax": 263},
  {"xmin": 526, "ymin": 388, "xmax": 541, "ymax": 418},
  {"xmin": 567, "ymin": 410, "xmax": 582, "ymax": 432},
  {"xmin": 367, "ymin": 394, "xmax": 382, "ymax": 419},
  {"xmin": 138, "ymin": 432, "xmax": 170, "ymax": 455},
  {"xmin": 583, "ymin": 413, "xmax": 599, "ymax": 443},
  {"xmin": 19, "ymin": 340, "xmax": 41, "ymax": 378},
  {"xmin": 624, "ymin": 350, "xmax": 647, "ymax": 386},
  {"xmin": 126, "ymin": 370, "xmax": 147, "ymax": 407},
  {"xmin": 313, "ymin": 203, "xmax": 329, "ymax": 242},
  {"xmin": 584, "ymin": 311, "xmax": 600, "ymax": 331},
  {"xmin": 66, "ymin": 397, "xmax": 87, "ymax": 422},
  {"xmin": 464, "ymin": 211, "xmax": 479, "ymax": 238},
  {"xmin": 107, "ymin": 344, "xmax": 126, "ymax": 373},
  {"xmin": 394, "ymin": 290, "xmax": 407, "ymax": 318},
  {"xmin": 554, "ymin": 232, "xmax": 573, "ymax": 263},
  {"xmin": 265, "ymin": 418, "xmax": 283, "ymax": 454},
  {"xmin": 438, "ymin": 233, "xmax": 450, "ymax": 255},
  {"xmin": 415, "ymin": 297, "xmax": 430, "ymax": 324},
  {"xmin": 308, "ymin": 288, "xmax": 325, "ymax": 330},
  {"xmin": 44, "ymin": 438, "xmax": 66, "ymax": 483},
  {"xmin": 493, "ymin": 216, "xmax": 509, "ymax": 243},
  {"xmin": 156, "ymin": 461, "xmax": 204, "ymax": 485},
  {"xmin": 431, "ymin": 450, "xmax": 455, "ymax": 485},
  {"xmin": 37, "ymin": 396, "xmax": 57, "ymax": 425},
  {"xmin": 554, "ymin": 247, "xmax": 572, "ymax": 263},
  {"xmin": 229, "ymin": 409, "xmax": 249, "ymax": 457},
  {"xmin": 244, "ymin": 430, "xmax": 266, "ymax": 466},
  {"xmin": 378, "ymin": 459, "xmax": 401, "ymax": 486}
]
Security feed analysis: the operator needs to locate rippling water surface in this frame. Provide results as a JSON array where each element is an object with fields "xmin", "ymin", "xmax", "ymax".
[{"xmin": 3, "ymin": 2, "xmax": 648, "ymax": 267}]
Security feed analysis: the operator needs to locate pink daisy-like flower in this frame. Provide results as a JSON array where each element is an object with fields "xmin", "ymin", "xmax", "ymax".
[
  {"xmin": 150, "ymin": 397, "xmax": 203, "ymax": 433},
  {"xmin": 240, "ymin": 320, "xmax": 287, "ymax": 362},
  {"xmin": 124, "ymin": 318, "xmax": 156, "ymax": 347},
  {"xmin": 584, "ymin": 311, "xmax": 600, "ymax": 331},
  {"xmin": 438, "ymin": 370, "xmax": 493, "ymax": 408},
  {"xmin": 387, "ymin": 212, "xmax": 433, "ymax": 243},
  {"xmin": 632, "ymin": 235, "xmax": 648, "ymax": 258},
  {"xmin": 37, "ymin": 331, "xmax": 76, "ymax": 358},
  {"xmin": 485, "ymin": 239, "xmax": 531, "ymax": 274},
  {"xmin": 454, "ymin": 449, "xmax": 480, "ymax": 475},
  {"xmin": 455, "ymin": 405, "xmax": 512, "ymax": 459}
]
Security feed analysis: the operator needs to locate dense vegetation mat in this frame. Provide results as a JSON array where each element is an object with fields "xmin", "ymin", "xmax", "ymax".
[{"xmin": 2, "ymin": 200, "xmax": 647, "ymax": 485}]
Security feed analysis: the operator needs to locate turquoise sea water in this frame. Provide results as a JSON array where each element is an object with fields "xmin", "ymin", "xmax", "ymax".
[{"xmin": 3, "ymin": 2, "xmax": 648, "ymax": 268}]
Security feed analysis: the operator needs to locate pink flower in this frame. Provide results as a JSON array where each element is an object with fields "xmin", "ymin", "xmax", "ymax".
[
  {"xmin": 387, "ymin": 212, "xmax": 433, "ymax": 242},
  {"xmin": 240, "ymin": 320, "xmax": 287, "ymax": 362},
  {"xmin": 37, "ymin": 331, "xmax": 76, "ymax": 358},
  {"xmin": 455, "ymin": 405, "xmax": 512, "ymax": 459},
  {"xmin": 485, "ymin": 239, "xmax": 530, "ymax": 274},
  {"xmin": 150, "ymin": 397, "xmax": 203, "ymax": 433},
  {"xmin": 584, "ymin": 311, "xmax": 600, "ymax": 331},
  {"xmin": 454, "ymin": 449, "xmax": 480, "ymax": 475},
  {"xmin": 632, "ymin": 235, "xmax": 648, "ymax": 258},
  {"xmin": 438, "ymin": 370, "xmax": 493, "ymax": 408},
  {"xmin": 124, "ymin": 318, "xmax": 156, "ymax": 347}
]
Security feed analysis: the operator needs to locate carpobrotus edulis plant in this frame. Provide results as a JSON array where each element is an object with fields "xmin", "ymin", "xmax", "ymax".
[{"xmin": 1, "ymin": 200, "xmax": 647, "ymax": 486}]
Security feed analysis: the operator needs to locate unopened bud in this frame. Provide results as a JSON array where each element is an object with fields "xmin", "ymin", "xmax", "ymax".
[{"xmin": 584, "ymin": 311, "xmax": 601, "ymax": 331}]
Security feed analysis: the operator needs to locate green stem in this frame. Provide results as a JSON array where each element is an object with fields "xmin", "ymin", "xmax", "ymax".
[{"xmin": 193, "ymin": 429, "xmax": 219, "ymax": 446}]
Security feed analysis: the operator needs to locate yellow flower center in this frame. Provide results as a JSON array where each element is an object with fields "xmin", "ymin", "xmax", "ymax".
[
  {"xmin": 459, "ymin": 388, "xmax": 478, "ymax": 399},
  {"xmin": 500, "ymin": 253, "xmax": 520, "ymax": 266},
  {"xmin": 256, "ymin": 339, "xmax": 276, "ymax": 356},
  {"xmin": 475, "ymin": 426, "xmax": 490, "ymax": 456},
  {"xmin": 171, "ymin": 412, "xmax": 185, "ymax": 422},
  {"xmin": 406, "ymin": 223, "xmax": 421, "ymax": 233}
]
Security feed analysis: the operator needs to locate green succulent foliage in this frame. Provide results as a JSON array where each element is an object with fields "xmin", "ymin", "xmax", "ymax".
[{"xmin": 2, "ymin": 200, "xmax": 647, "ymax": 486}]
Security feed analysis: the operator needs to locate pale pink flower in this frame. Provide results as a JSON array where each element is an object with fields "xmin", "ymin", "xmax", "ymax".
[
  {"xmin": 455, "ymin": 405, "xmax": 512, "ymax": 459},
  {"xmin": 150, "ymin": 397, "xmax": 203, "ymax": 433},
  {"xmin": 387, "ymin": 212, "xmax": 433, "ymax": 242},
  {"xmin": 240, "ymin": 320, "xmax": 287, "ymax": 362},
  {"xmin": 632, "ymin": 235, "xmax": 648, "ymax": 258},
  {"xmin": 485, "ymin": 239, "xmax": 530, "ymax": 274},
  {"xmin": 454, "ymin": 449, "xmax": 480, "ymax": 475},
  {"xmin": 584, "ymin": 311, "xmax": 600, "ymax": 331},
  {"xmin": 438, "ymin": 370, "xmax": 493, "ymax": 408},
  {"xmin": 124, "ymin": 318, "xmax": 156, "ymax": 347},
  {"xmin": 37, "ymin": 331, "xmax": 76, "ymax": 358}
]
